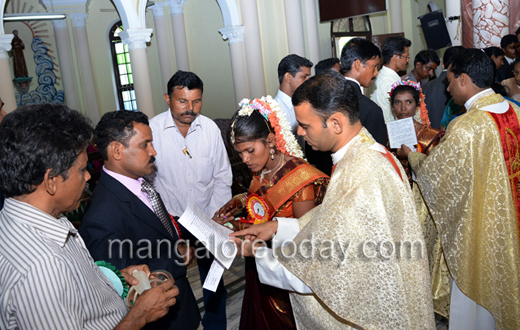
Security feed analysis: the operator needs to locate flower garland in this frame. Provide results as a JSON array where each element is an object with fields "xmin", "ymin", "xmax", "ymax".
[
  {"xmin": 232, "ymin": 96, "xmax": 304, "ymax": 158},
  {"xmin": 388, "ymin": 80, "xmax": 431, "ymax": 127}
]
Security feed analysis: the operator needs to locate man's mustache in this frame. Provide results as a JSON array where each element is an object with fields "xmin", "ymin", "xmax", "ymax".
[
  {"xmin": 149, "ymin": 156, "xmax": 156, "ymax": 164},
  {"xmin": 181, "ymin": 110, "xmax": 197, "ymax": 116}
]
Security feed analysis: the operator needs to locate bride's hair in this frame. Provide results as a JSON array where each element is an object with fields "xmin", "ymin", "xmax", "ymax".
[{"xmin": 228, "ymin": 109, "xmax": 273, "ymax": 145}]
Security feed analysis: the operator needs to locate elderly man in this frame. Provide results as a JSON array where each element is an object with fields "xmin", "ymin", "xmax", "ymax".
[
  {"xmin": 232, "ymin": 71, "xmax": 434, "ymax": 329},
  {"xmin": 80, "ymin": 110, "xmax": 200, "ymax": 330},
  {"xmin": 399, "ymin": 48, "xmax": 520, "ymax": 330},
  {"xmin": 0, "ymin": 104, "xmax": 178, "ymax": 329}
]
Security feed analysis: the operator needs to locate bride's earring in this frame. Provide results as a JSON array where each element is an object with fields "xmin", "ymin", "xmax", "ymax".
[{"xmin": 270, "ymin": 145, "xmax": 275, "ymax": 160}]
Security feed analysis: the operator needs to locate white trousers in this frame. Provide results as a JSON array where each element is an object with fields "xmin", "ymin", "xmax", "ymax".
[{"xmin": 449, "ymin": 278, "xmax": 495, "ymax": 330}]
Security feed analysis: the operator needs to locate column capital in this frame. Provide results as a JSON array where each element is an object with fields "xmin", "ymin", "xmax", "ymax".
[
  {"xmin": 52, "ymin": 19, "xmax": 67, "ymax": 30},
  {"xmin": 167, "ymin": 0, "xmax": 187, "ymax": 15},
  {"xmin": 119, "ymin": 29, "xmax": 153, "ymax": 50},
  {"xmin": 149, "ymin": 2, "xmax": 166, "ymax": 18},
  {"xmin": 0, "ymin": 34, "xmax": 14, "ymax": 59},
  {"xmin": 69, "ymin": 12, "xmax": 88, "ymax": 28},
  {"xmin": 219, "ymin": 26, "xmax": 244, "ymax": 44}
]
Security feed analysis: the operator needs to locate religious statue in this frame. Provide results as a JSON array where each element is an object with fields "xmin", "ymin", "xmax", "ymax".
[{"xmin": 11, "ymin": 30, "xmax": 28, "ymax": 78}]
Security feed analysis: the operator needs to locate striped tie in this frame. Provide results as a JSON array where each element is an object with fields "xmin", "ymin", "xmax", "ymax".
[{"xmin": 141, "ymin": 180, "xmax": 176, "ymax": 238}]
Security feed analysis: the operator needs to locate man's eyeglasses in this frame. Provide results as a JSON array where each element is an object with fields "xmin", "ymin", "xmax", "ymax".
[{"xmin": 399, "ymin": 55, "xmax": 411, "ymax": 60}]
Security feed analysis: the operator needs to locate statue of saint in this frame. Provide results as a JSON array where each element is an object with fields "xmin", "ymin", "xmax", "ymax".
[{"xmin": 11, "ymin": 30, "xmax": 28, "ymax": 78}]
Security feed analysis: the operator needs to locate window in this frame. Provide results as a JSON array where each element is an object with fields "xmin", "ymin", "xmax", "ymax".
[
  {"xmin": 331, "ymin": 16, "xmax": 372, "ymax": 58},
  {"xmin": 109, "ymin": 21, "xmax": 137, "ymax": 111}
]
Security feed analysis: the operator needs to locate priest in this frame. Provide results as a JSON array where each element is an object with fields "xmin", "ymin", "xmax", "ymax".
[
  {"xmin": 231, "ymin": 71, "xmax": 435, "ymax": 329},
  {"xmin": 399, "ymin": 48, "xmax": 520, "ymax": 330}
]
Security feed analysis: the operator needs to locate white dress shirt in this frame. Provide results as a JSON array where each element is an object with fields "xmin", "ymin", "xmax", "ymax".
[
  {"xmin": 367, "ymin": 65, "xmax": 401, "ymax": 123},
  {"xmin": 149, "ymin": 110, "xmax": 232, "ymax": 217},
  {"xmin": 275, "ymin": 89, "xmax": 305, "ymax": 150},
  {"xmin": 255, "ymin": 139, "xmax": 356, "ymax": 293}
]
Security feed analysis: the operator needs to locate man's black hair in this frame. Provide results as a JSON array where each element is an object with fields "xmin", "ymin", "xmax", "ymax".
[
  {"xmin": 0, "ymin": 104, "xmax": 93, "ymax": 197},
  {"xmin": 340, "ymin": 38, "xmax": 381, "ymax": 73},
  {"xmin": 449, "ymin": 48, "xmax": 494, "ymax": 88},
  {"xmin": 167, "ymin": 70, "xmax": 204, "ymax": 96},
  {"xmin": 292, "ymin": 70, "xmax": 359, "ymax": 126},
  {"xmin": 381, "ymin": 36, "xmax": 412, "ymax": 64},
  {"xmin": 315, "ymin": 58, "xmax": 340, "ymax": 75},
  {"xmin": 413, "ymin": 50, "xmax": 440, "ymax": 67},
  {"xmin": 501, "ymin": 34, "xmax": 518, "ymax": 49},
  {"xmin": 278, "ymin": 54, "xmax": 313, "ymax": 84},
  {"xmin": 442, "ymin": 46, "xmax": 465, "ymax": 69},
  {"xmin": 95, "ymin": 110, "xmax": 149, "ymax": 160}
]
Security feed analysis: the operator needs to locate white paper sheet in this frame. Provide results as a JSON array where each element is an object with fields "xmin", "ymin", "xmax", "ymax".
[
  {"xmin": 203, "ymin": 260, "xmax": 225, "ymax": 292},
  {"xmin": 386, "ymin": 117, "xmax": 418, "ymax": 149},
  {"xmin": 178, "ymin": 203, "xmax": 236, "ymax": 269}
]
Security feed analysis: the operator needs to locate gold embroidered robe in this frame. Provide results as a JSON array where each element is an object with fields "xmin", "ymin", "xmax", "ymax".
[
  {"xmin": 275, "ymin": 128, "xmax": 435, "ymax": 330},
  {"xmin": 409, "ymin": 93, "xmax": 520, "ymax": 329}
]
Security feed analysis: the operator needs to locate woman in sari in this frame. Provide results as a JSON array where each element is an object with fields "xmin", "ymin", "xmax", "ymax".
[
  {"xmin": 213, "ymin": 96, "xmax": 328, "ymax": 330},
  {"xmin": 390, "ymin": 81, "xmax": 445, "ymax": 184},
  {"xmin": 391, "ymin": 81, "xmax": 450, "ymax": 319}
]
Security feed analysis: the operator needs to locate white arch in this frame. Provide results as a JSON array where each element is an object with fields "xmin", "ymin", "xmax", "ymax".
[
  {"xmin": 111, "ymin": 0, "xmax": 142, "ymax": 30},
  {"xmin": 0, "ymin": 0, "xmax": 7, "ymax": 34},
  {"xmin": 215, "ymin": 0, "xmax": 241, "ymax": 27}
]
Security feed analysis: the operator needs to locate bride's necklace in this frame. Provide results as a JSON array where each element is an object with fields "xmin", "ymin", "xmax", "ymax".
[{"xmin": 260, "ymin": 153, "xmax": 284, "ymax": 181}]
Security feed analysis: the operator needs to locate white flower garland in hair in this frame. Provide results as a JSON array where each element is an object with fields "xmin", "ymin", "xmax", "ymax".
[{"xmin": 234, "ymin": 96, "xmax": 304, "ymax": 159}]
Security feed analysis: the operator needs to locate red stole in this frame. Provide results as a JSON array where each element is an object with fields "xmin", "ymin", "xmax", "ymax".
[{"xmin": 487, "ymin": 104, "xmax": 520, "ymax": 227}]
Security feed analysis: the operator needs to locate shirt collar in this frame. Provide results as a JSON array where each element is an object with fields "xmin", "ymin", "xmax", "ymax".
[
  {"xmin": 464, "ymin": 88, "xmax": 495, "ymax": 110},
  {"xmin": 276, "ymin": 89, "xmax": 293, "ymax": 108},
  {"xmin": 331, "ymin": 137, "xmax": 356, "ymax": 165},
  {"xmin": 344, "ymin": 76, "xmax": 361, "ymax": 88},
  {"xmin": 381, "ymin": 65, "xmax": 401, "ymax": 80},
  {"xmin": 506, "ymin": 56, "xmax": 515, "ymax": 65},
  {"xmin": 164, "ymin": 109, "xmax": 203, "ymax": 132},
  {"xmin": 103, "ymin": 166, "xmax": 145, "ymax": 197},
  {"xmin": 2, "ymin": 198, "xmax": 77, "ymax": 247}
]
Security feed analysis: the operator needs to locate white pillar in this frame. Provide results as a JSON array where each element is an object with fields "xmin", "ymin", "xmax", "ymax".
[
  {"xmin": 52, "ymin": 19, "xmax": 80, "ymax": 111},
  {"xmin": 167, "ymin": 0, "xmax": 190, "ymax": 71},
  {"xmin": 0, "ymin": 34, "xmax": 16, "ymax": 112},
  {"xmin": 239, "ymin": 0, "xmax": 266, "ymax": 98},
  {"xmin": 389, "ymin": 0, "xmax": 403, "ymax": 33},
  {"xmin": 303, "ymin": 0, "xmax": 321, "ymax": 67},
  {"xmin": 69, "ymin": 12, "xmax": 100, "ymax": 124},
  {"xmin": 283, "ymin": 0, "xmax": 306, "ymax": 56},
  {"xmin": 150, "ymin": 3, "xmax": 172, "ymax": 92},
  {"xmin": 219, "ymin": 26, "xmax": 250, "ymax": 105},
  {"xmin": 446, "ymin": 0, "xmax": 462, "ymax": 46},
  {"xmin": 472, "ymin": 0, "xmax": 509, "ymax": 48},
  {"xmin": 119, "ymin": 29, "xmax": 156, "ymax": 119}
]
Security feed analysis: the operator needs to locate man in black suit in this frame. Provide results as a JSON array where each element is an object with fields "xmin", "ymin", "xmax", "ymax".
[
  {"xmin": 422, "ymin": 46, "xmax": 465, "ymax": 129},
  {"xmin": 496, "ymin": 34, "xmax": 518, "ymax": 82},
  {"xmin": 79, "ymin": 110, "xmax": 200, "ymax": 330},
  {"xmin": 340, "ymin": 38, "xmax": 388, "ymax": 146}
]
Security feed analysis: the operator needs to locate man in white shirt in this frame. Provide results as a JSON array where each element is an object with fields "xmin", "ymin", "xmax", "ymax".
[
  {"xmin": 367, "ymin": 36, "xmax": 411, "ymax": 123},
  {"xmin": 232, "ymin": 71, "xmax": 435, "ymax": 329},
  {"xmin": 274, "ymin": 54, "xmax": 312, "ymax": 147},
  {"xmin": 150, "ymin": 71, "xmax": 232, "ymax": 330}
]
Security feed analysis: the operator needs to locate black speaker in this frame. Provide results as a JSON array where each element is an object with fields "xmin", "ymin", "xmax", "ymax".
[{"xmin": 419, "ymin": 10, "xmax": 452, "ymax": 50}]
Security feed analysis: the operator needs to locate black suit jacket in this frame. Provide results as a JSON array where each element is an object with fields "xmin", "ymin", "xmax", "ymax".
[
  {"xmin": 497, "ymin": 57, "xmax": 514, "ymax": 82},
  {"xmin": 422, "ymin": 70, "xmax": 449, "ymax": 130},
  {"xmin": 79, "ymin": 171, "xmax": 200, "ymax": 330},
  {"xmin": 347, "ymin": 80, "xmax": 388, "ymax": 146}
]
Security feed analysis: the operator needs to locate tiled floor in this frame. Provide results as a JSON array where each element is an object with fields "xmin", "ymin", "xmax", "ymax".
[
  {"xmin": 188, "ymin": 257, "xmax": 449, "ymax": 330},
  {"xmin": 188, "ymin": 257, "xmax": 245, "ymax": 330}
]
